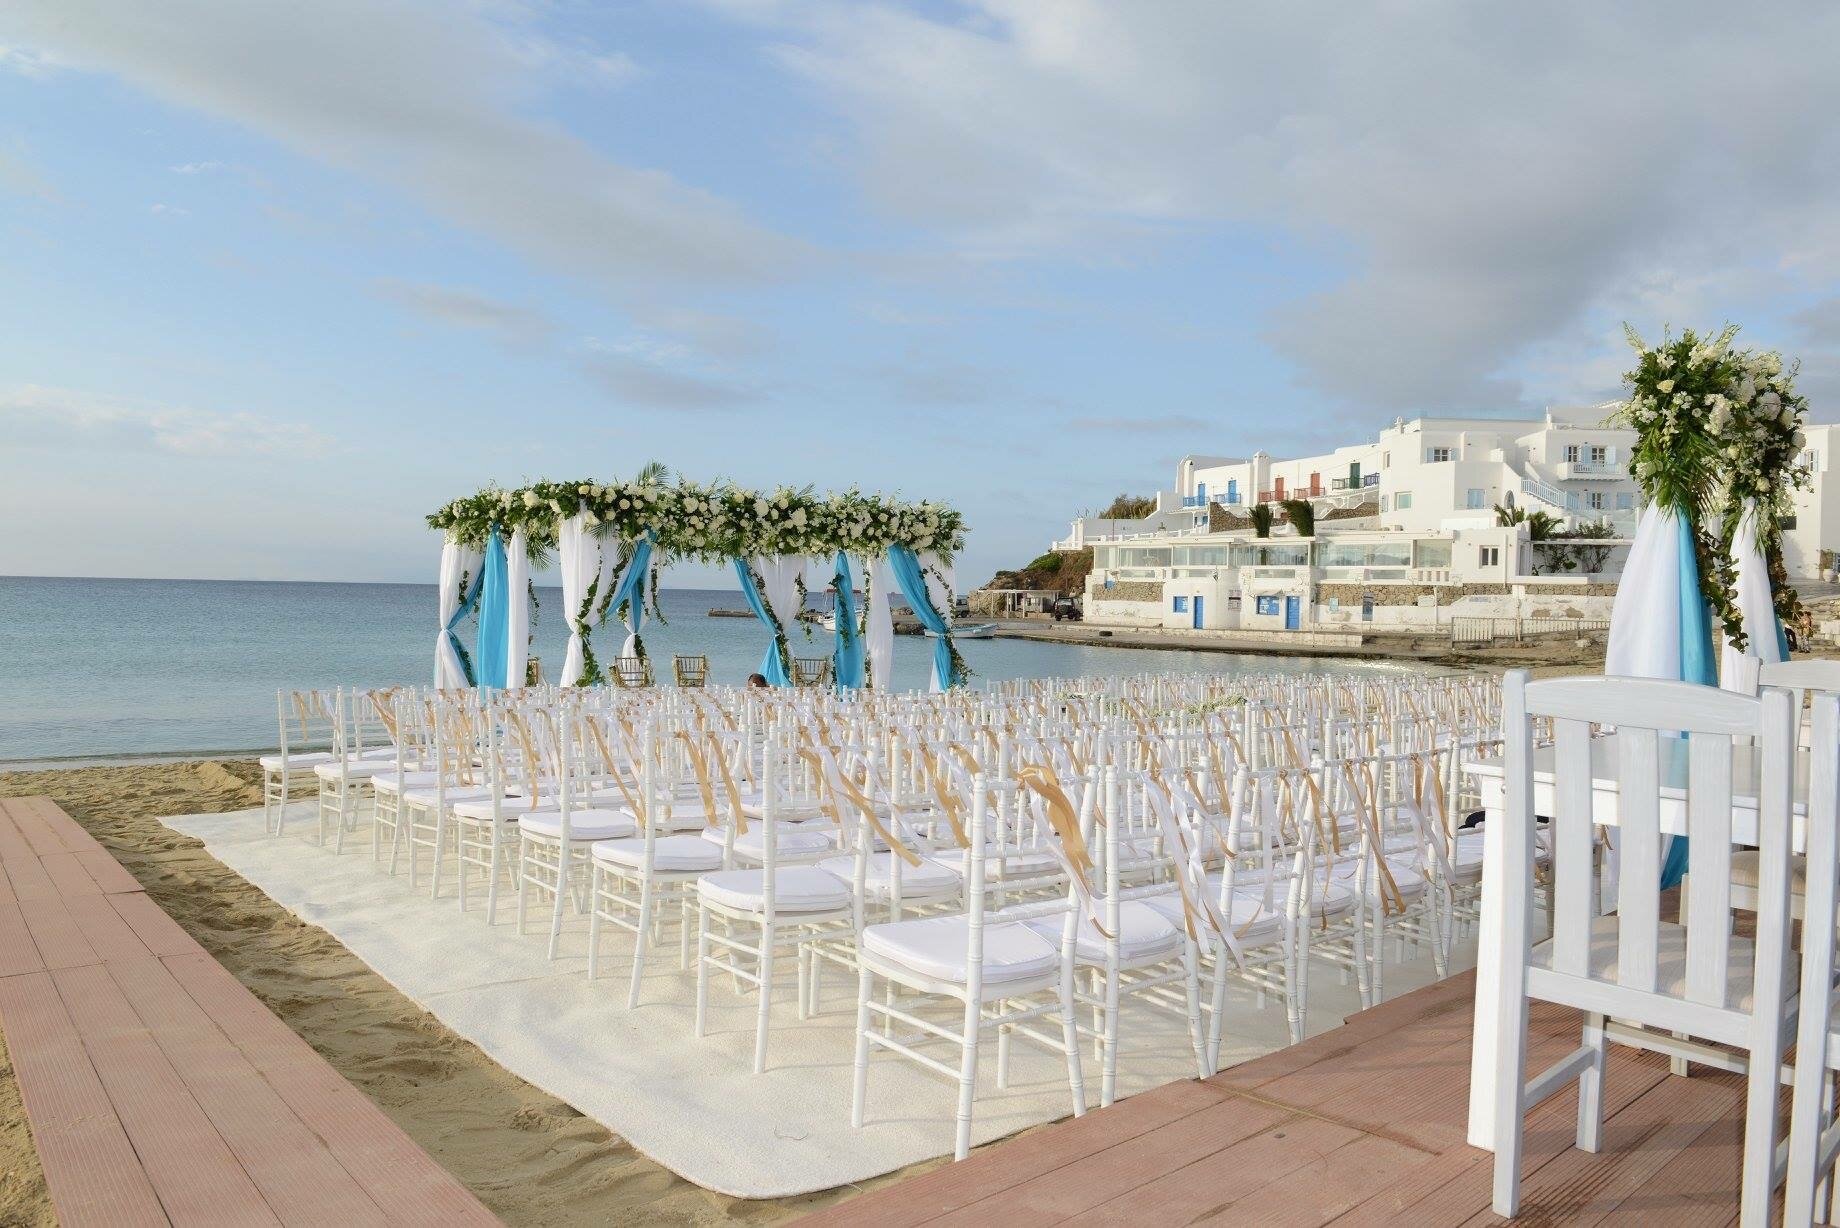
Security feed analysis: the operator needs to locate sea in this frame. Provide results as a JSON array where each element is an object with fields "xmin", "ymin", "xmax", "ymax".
[{"xmin": 0, "ymin": 576, "xmax": 1402, "ymax": 762}]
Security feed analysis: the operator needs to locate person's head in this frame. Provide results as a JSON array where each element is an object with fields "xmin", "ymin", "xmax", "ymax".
[{"xmin": 746, "ymin": 672, "xmax": 769, "ymax": 689}]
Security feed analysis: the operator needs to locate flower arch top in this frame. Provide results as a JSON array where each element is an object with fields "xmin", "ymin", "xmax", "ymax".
[{"xmin": 427, "ymin": 477, "xmax": 967, "ymax": 564}]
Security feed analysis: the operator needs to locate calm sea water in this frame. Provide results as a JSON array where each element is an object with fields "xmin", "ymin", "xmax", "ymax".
[{"xmin": 0, "ymin": 576, "xmax": 1401, "ymax": 761}]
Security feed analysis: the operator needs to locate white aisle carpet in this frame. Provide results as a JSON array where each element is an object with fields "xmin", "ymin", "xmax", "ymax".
[{"xmin": 163, "ymin": 803, "xmax": 1468, "ymax": 1198}]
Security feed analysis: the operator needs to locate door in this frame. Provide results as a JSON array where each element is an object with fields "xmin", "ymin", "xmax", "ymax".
[
  {"xmin": 1191, "ymin": 595, "xmax": 1204, "ymax": 629},
  {"xmin": 1283, "ymin": 596, "xmax": 1300, "ymax": 629},
  {"xmin": 1226, "ymin": 478, "xmax": 1238, "ymax": 504}
]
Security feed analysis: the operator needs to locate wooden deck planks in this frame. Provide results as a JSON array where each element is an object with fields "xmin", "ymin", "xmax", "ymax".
[
  {"xmin": 0, "ymin": 970, "xmax": 171, "ymax": 1226},
  {"xmin": 0, "ymin": 796, "xmax": 499, "ymax": 1228},
  {"xmin": 53, "ymin": 963, "xmax": 283, "ymax": 1227},
  {"xmin": 803, "ymin": 969, "xmax": 1769, "ymax": 1226}
]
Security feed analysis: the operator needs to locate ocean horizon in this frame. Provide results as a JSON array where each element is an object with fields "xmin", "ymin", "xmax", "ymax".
[{"xmin": 0, "ymin": 574, "xmax": 1388, "ymax": 762}]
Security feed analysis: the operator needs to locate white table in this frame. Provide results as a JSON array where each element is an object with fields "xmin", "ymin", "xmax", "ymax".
[{"xmin": 1460, "ymin": 736, "xmax": 1812, "ymax": 1151}]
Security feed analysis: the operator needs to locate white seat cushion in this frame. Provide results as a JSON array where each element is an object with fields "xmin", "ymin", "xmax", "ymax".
[
  {"xmin": 370, "ymin": 770, "xmax": 440, "ymax": 794},
  {"xmin": 1729, "ymin": 849, "xmax": 1807, "ymax": 893},
  {"xmin": 517, "ymin": 808, "xmax": 636, "ymax": 842},
  {"xmin": 402, "ymin": 785, "xmax": 495, "ymax": 808},
  {"xmin": 592, "ymin": 835, "xmax": 723, "ymax": 873},
  {"xmin": 1023, "ymin": 900, "xmax": 1182, "ymax": 964},
  {"xmin": 1208, "ymin": 869, "xmax": 1357, "ymax": 919},
  {"xmin": 816, "ymin": 853, "xmax": 961, "ymax": 900},
  {"xmin": 862, "ymin": 915, "xmax": 1058, "ymax": 986},
  {"xmin": 314, "ymin": 758, "xmax": 392, "ymax": 782},
  {"xmin": 1144, "ymin": 888, "xmax": 1285, "ymax": 947},
  {"xmin": 697, "ymin": 866, "xmax": 851, "ymax": 913},
  {"xmin": 260, "ymin": 750, "xmax": 332, "ymax": 772},
  {"xmin": 1330, "ymin": 855, "xmax": 1428, "ymax": 900},
  {"xmin": 924, "ymin": 846, "xmax": 1059, "ymax": 879},
  {"xmin": 450, "ymin": 795, "xmax": 552, "ymax": 822},
  {"xmin": 706, "ymin": 823, "xmax": 836, "ymax": 862},
  {"xmin": 1532, "ymin": 915, "xmax": 1757, "ymax": 1009}
]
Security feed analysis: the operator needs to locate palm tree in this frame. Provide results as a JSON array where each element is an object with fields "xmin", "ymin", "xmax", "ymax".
[
  {"xmin": 1279, "ymin": 497, "xmax": 1315, "ymax": 538},
  {"xmin": 1248, "ymin": 503, "xmax": 1274, "ymax": 538},
  {"xmin": 1494, "ymin": 502, "xmax": 1558, "ymax": 541}
]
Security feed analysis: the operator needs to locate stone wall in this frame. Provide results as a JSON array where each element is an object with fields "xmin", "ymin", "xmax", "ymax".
[
  {"xmin": 1208, "ymin": 505, "xmax": 1249, "ymax": 533},
  {"xmin": 1093, "ymin": 580, "xmax": 1164, "ymax": 604}
]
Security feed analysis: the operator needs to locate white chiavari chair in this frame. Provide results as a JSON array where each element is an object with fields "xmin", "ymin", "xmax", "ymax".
[{"xmin": 1490, "ymin": 671, "xmax": 1798, "ymax": 1223}]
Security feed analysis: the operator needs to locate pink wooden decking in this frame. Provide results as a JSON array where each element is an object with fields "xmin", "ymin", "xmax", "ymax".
[
  {"xmin": 800, "ymin": 970, "xmax": 1753, "ymax": 1225},
  {"xmin": 0, "ymin": 796, "xmax": 500, "ymax": 1227}
]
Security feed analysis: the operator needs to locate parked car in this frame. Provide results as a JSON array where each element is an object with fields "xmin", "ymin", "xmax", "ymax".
[{"xmin": 1052, "ymin": 598, "xmax": 1082, "ymax": 622}]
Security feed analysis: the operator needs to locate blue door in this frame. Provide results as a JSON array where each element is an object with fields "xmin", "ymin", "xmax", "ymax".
[
  {"xmin": 1191, "ymin": 595, "xmax": 1204, "ymax": 630},
  {"xmin": 1283, "ymin": 596, "xmax": 1300, "ymax": 629},
  {"xmin": 1225, "ymin": 478, "xmax": 1238, "ymax": 504},
  {"xmin": 1195, "ymin": 482, "xmax": 1206, "ymax": 504}
]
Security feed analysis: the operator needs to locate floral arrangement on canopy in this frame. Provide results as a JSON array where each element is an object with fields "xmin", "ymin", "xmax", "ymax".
[
  {"xmin": 1613, "ymin": 324, "xmax": 1809, "ymax": 650},
  {"xmin": 426, "ymin": 473, "xmax": 969, "ymax": 689}
]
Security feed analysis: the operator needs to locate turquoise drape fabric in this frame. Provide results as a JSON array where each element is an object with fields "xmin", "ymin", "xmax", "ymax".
[
  {"xmin": 733, "ymin": 558, "xmax": 791, "ymax": 686},
  {"xmin": 609, "ymin": 535, "xmax": 654, "ymax": 658},
  {"xmin": 888, "ymin": 545, "xmax": 958, "ymax": 690},
  {"xmin": 832, "ymin": 552, "xmax": 864, "ymax": 690},
  {"xmin": 475, "ymin": 529, "xmax": 509, "ymax": 689},
  {"xmin": 1660, "ymin": 514, "xmax": 1718, "ymax": 888}
]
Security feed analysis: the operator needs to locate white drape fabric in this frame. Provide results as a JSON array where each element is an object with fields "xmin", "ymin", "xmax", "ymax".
[
  {"xmin": 756, "ymin": 556, "xmax": 804, "ymax": 635},
  {"xmin": 434, "ymin": 540, "xmax": 480, "ymax": 688},
  {"xmin": 1605, "ymin": 503, "xmax": 1684, "ymax": 681},
  {"xmin": 864, "ymin": 553, "xmax": 895, "ymax": 691},
  {"xmin": 558, "ymin": 514, "xmax": 600, "ymax": 686},
  {"xmin": 1720, "ymin": 500, "xmax": 1784, "ymax": 690},
  {"xmin": 505, "ymin": 527, "xmax": 529, "ymax": 688}
]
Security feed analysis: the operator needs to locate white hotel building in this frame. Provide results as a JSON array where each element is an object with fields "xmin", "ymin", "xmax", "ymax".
[{"xmin": 1061, "ymin": 408, "xmax": 1840, "ymax": 634}]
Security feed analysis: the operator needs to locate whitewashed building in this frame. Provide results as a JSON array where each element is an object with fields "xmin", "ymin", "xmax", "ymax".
[{"xmin": 1067, "ymin": 407, "xmax": 1652, "ymax": 633}]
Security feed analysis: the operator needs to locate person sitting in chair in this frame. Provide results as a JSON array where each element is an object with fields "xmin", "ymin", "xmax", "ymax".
[{"xmin": 746, "ymin": 672, "xmax": 769, "ymax": 689}]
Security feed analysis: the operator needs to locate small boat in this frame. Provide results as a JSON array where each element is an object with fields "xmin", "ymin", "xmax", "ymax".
[{"xmin": 932, "ymin": 622, "xmax": 997, "ymax": 639}]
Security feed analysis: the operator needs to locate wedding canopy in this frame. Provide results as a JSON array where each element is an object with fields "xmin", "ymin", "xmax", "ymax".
[
  {"xmin": 1603, "ymin": 325, "xmax": 1809, "ymax": 886},
  {"xmin": 426, "ymin": 476, "xmax": 970, "ymax": 692}
]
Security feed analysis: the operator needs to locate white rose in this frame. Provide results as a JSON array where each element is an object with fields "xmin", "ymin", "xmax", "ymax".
[
  {"xmin": 754, "ymin": 499, "xmax": 769, "ymax": 516},
  {"xmin": 791, "ymin": 508, "xmax": 806, "ymax": 526},
  {"xmin": 619, "ymin": 498, "xmax": 630, "ymax": 509},
  {"xmin": 522, "ymin": 491, "xmax": 540, "ymax": 508},
  {"xmin": 1657, "ymin": 379, "xmax": 1674, "ymax": 394},
  {"xmin": 578, "ymin": 484, "xmax": 591, "ymax": 495}
]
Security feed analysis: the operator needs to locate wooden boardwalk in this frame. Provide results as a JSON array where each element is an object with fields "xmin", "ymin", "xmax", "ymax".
[
  {"xmin": 0, "ymin": 796, "xmax": 500, "ymax": 1227},
  {"xmin": 801, "ymin": 970, "xmax": 1751, "ymax": 1225}
]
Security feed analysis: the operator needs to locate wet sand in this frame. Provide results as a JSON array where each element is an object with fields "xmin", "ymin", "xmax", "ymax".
[{"xmin": 0, "ymin": 761, "xmax": 919, "ymax": 1225}]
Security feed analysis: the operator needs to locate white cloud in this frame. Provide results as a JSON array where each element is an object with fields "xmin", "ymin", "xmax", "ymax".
[
  {"xmin": 168, "ymin": 160, "xmax": 222, "ymax": 174},
  {"xmin": 0, "ymin": 0, "xmax": 807, "ymax": 288},
  {"xmin": 148, "ymin": 202, "xmax": 188, "ymax": 217},
  {"xmin": 732, "ymin": 1, "xmax": 1840, "ymax": 408},
  {"xmin": 578, "ymin": 357, "xmax": 755, "ymax": 410},
  {"xmin": 372, "ymin": 278, "xmax": 556, "ymax": 347},
  {"xmin": 0, "ymin": 385, "xmax": 333, "ymax": 456}
]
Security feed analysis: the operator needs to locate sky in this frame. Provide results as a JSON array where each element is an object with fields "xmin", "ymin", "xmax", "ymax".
[{"xmin": 3, "ymin": 0, "xmax": 1840, "ymax": 587}]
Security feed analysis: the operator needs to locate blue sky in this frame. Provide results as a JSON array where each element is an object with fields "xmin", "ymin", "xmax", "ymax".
[{"xmin": 4, "ymin": 1, "xmax": 1839, "ymax": 587}]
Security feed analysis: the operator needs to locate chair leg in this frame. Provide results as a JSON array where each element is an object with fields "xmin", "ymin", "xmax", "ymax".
[
  {"xmin": 627, "ymin": 877, "xmax": 653, "ymax": 1009},
  {"xmin": 1060, "ymin": 952, "xmax": 1087, "ymax": 1117},
  {"xmin": 954, "ymin": 991, "xmax": 981, "ymax": 1161},
  {"xmin": 753, "ymin": 926, "xmax": 774, "ymax": 1075},
  {"xmin": 1576, "ymin": 1012, "xmax": 1607, "ymax": 1152},
  {"xmin": 485, "ymin": 831, "xmax": 500, "ymax": 925},
  {"xmin": 1491, "ymin": 994, "xmax": 1531, "ymax": 1218},
  {"xmin": 851, "ymin": 964, "xmax": 873, "ymax": 1128},
  {"xmin": 586, "ymin": 868, "xmax": 602, "ymax": 982},
  {"xmin": 694, "ymin": 905, "xmax": 711, "ymax": 1038}
]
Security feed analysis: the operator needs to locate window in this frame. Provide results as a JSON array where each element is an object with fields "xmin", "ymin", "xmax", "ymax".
[
  {"xmin": 1379, "ymin": 495, "xmax": 1389, "ymax": 512},
  {"xmin": 1383, "ymin": 451, "xmax": 1391, "ymax": 468},
  {"xmin": 1255, "ymin": 596, "xmax": 1281, "ymax": 616},
  {"xmin": 1589, "ymin": 445, "xmax": 1608, "ymax": 465},
  {"xmin": 1466, "ymin": 488, "xmax": 1486, "ymax": 509},
  {"xmin": 1479, "ymin": 546, "xmax": 1501, "ymax": 568},
  {"xmin": 1413, "ymin": 540, "xmax": 1453, "ymax": 569},
  {"xmin": 1563, "ymin": 445, "xmax": 1581, "ymax": 463},
  {"xmin": 1585, "ymin": 491, "xmax": 1604, "ymax": 511},
  {"xmin": 1428, "ymin": 446, "xmax": 1452, "ymax": 463},
  {"xmin": 1171, "ymin": 595, "xmax": 1188, "ymax": 613},
  {"xmin": 1394, "ymin": 492, "xmax": 1413, "ymax": 510},
  {"xmin": 1615, "ymin": 493, "xmax": 1634, "ymax": 511},
  {"xmin": 1361, "ymin": 594, "xmax": 1375, "ymax": 622}
]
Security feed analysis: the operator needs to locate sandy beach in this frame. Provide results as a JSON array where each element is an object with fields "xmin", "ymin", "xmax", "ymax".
[{"xmin": 0, "ymin": 760, "xmax": 929, "ymax": 1226}]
